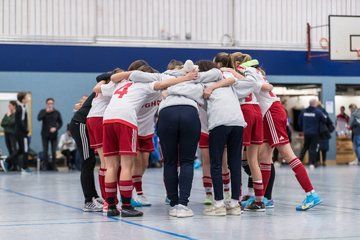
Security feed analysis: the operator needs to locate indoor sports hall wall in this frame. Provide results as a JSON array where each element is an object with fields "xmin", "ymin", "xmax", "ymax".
[
  {"xmin": 1, "ymin": 0, "xmax": 359, "ymax": 50},
  {"xmin": 0, "ymin": 43, "xmax": 360, "ymax": 160}
]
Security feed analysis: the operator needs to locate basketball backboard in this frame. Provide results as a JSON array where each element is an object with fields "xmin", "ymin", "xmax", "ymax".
[{"xmin": 329, "ymin": 15, "xmax": 360, "ymax": 61}]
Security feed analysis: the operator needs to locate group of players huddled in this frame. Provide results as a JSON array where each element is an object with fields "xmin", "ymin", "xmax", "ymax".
[{"xmin": 70, "ymin": 52, "xmax": 322, "ymax": 218}]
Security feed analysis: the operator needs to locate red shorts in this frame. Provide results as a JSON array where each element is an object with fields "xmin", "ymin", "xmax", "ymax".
[
  {"xmin": 103, "ymin": 122, "xmax": 138, "ymax": 156},
  {"xmin": 199, "ymin": 132, "xmax": 209, "ymax": 149},
  {"xmin": 241, "ymin": 104, "xmax": 264, "ymax": 146},
  {"xmin": 86, "ymin": 117, "xmax": 104, "ymax": 149},
  {"xmin": 137, "ymin": 135, "xmax": 154, "ymax": 152},
  {"xmin": 263, "ymin": 101, "xmax": 289, "ymax": 148}
]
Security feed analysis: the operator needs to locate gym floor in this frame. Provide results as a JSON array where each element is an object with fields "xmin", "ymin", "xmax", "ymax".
[{"xmin": 0, "ymin": 165, "xmax": 359, "ymax": 240}]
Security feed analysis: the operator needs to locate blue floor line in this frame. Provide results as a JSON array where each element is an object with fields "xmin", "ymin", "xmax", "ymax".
[
  {"xmin": 0, "ymin": 220, "xmax": 115, "ymax": 227},
  {"xmin": 0, "ymin": 187, "xmax": 197, "ymax": 240}
]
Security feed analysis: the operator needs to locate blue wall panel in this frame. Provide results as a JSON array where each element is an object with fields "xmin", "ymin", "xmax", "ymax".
[{"xmin": 0, "ymin": 44, "xmax": 360, "ymax": 76}]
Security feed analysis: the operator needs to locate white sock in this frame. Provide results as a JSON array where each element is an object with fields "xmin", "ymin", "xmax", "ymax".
[{"xmin": 306, "ymin": 190, "xmax": 315, "ymax": 196}]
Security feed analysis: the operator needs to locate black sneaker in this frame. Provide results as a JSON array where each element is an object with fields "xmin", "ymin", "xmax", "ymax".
[
  {"xmin": 244, "ymin": 201, "xmax": 266, "ymax": 212},
  {"xmin": 121, "ymin": 207, "xmax": 143, "ymax": 217},
  {"xmin": 107, "ymin": 207, "xmax": 120, "ymax": 217}
]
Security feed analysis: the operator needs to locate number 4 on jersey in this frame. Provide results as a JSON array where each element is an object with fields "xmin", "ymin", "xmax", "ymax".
[{"xmin": 114, "ymin": 82, "xmax": 132, "ymax": 98}]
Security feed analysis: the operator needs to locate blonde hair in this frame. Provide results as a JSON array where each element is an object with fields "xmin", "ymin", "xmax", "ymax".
[
  {"xmin": 230, "ymin": 52, "xmax": 252, "ymax": 71},
  {"xmin": 167, "ymin": 59, "xmax": 183, "ymax": 70}
]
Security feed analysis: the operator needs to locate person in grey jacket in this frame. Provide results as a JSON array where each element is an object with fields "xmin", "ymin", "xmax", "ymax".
[{"xmin": 349, "ymin": 104, "xmax": 360, "ymax": 165}]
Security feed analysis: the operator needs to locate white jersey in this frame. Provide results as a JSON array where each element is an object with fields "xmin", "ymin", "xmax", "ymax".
[
  {"xmin": 87, "ymin": 82, "xmax": 116, "ymax": 118},
  {"xmin": 244, "ymin": 67, "xmax": 280, "ymax": 115},
  {"xmin": 198, "ymin": 105, "xmax": 209, "ymax": 134},
  {"xmin": 137, "ymin": 92, "xmax": 162, "ymax": 137},
  {"xmin": 103, "ymin": 80, "xmax": 160, "ymax": 129}
]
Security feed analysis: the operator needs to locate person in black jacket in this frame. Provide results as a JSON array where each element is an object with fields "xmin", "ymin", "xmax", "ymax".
[
  {"xmin": 38, "ymin": 98, "xmax": 63, "ymax": 171},
  {"xmin": 1, "ymin": 101, "xmax": 18, "ymax": 171},
  {"xmin": 68, "ymin": 70, "xmax": 116, "ymax": 212},
  {"xmin": 298, "ymin": 99, "xmax": 327, "ymax": 168},
  {"xmin": 317, "ymin": 101, "xmax": 334, "ymax": 166},
  {"xmin": 14, "ymin": 92, "xmax": 32, "ymax": 173}
]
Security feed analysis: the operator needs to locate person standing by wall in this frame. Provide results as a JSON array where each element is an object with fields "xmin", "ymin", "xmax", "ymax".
[
  {"xmin": 38, "ymin": 98, "xmax": 63, "ymax": 171},
  {"xmin": 298, "ymin": 99, "xmax": 327, "ymax": 169},
  {"xmin": 336, "ymin": 106, "xmax": 350, "ymax": 136},
  {"xmin": 349, "ymin": 104, "xmax": 360, "ymax": 165},
  {"xmin": 1, "ymin": 101, "xmax": 18, "ymax": 171},
  {"xmin": 317, "ymin": 101, "xmax": 334, "ymax": 166},
  {"xmin": 14, "ymin": 92, "xmax": 32, "ymax": 173}
]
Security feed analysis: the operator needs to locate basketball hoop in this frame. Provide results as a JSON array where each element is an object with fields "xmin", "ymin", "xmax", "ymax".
[{"xmin": 319, "ymin": 37, "xmax": 329, "ymax": 49}]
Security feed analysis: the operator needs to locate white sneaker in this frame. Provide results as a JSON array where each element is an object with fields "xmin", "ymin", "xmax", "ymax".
[
  {"xmin": 176, "ymin": 204, "xmax": 194, "ymax": 218},
  {"xmin": 135, "ymin": 195, "xmax": 151, "ymax": 206},
  {"xmin": 169, "ymin": 205, "xmax": 178, "ymax": 217},
  {"xmin": 203, "ymin": 204, "xmax": 226, "ymax": 216},
  {"xmin": 93, "ymin": 197, "xmax": 104, "ymax": 208},
  {"xmin": 224, "ymin": 191, "xmax": 231, "ymax": 204},
  {"xmin": 226, "ymin": 202, "xmax": 242, "ymax": 215},
  {"xmin": 309, "ymin": 164, "xmax": 315, "ymax": 170}
]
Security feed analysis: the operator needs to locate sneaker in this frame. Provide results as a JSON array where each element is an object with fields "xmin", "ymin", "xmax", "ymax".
[
  {"xmin": 94, "ymin": 197, "xmax": 105, "ymax": 206},
  {"xmin": 0, "ymin": 159, "xmax": 8, "ymax": 173},
  {"xmin": 224, "ymin": 191, "xmax": 231, "ymax": 204},
  {"xmin": 263, "ymin": 197, "xmax": 274, "ymax": 208},
  {"xmin": 21, "ymin": 168, "xmax": 32, "ymax": 174},
  {"xmin": 176, "ymin": 204, "xmax": 194, "ymax": 218},
  {"xmin": 164, "ymin": 196, "xmax": 170, "ymax": 205},
  {"xmin": 241, "ymin": 195, "xmax": 255, "ymax": 208},
  {"xmin": 194, "ymin": 159, "xmax": 202, "ymax": 169},
  {"xmin": 309, "ymin": 164, "xmax": 315, "ymax": 170},
  {"xmin": 131, "ymin": 198, "xmax": 142, "ymax": 207},
  {"xmin": 296, "ymin": 192, "xmax": 322, "ymax": 211},
  {"xmin": 107, "ymin": 207, "xmax": 120, "ymax": 217},
  {"xmin": 135, "ymin": 195, "xmax": 151, "ymax": 207},
  {"xmin": 245, "ymin": 200, "xmax": 266, "ymax": 212},
  {"xmin": 103, "ymin": 201, "xmax": 121, "ymax": 213},
  {"xmin": 226, "ymin": 202, "xmax": 241, "ymax": 215},
  {"xmin": 121, "ymin": 207, "xmax": 143, "ymax": 217},
  {"xmin": 169, "ymin": 205, "xmax": 178, "ymax": 217},
  {"xmin": 204, "ymin": 204, "xmax": 226, "ymax": 216},
  {"xmin": 83, "ymin": 201, "xmax": 103, "ymax": 212},
  {"xmin": 203, "ymin": 194, "xmax": 213, "ymax": 205}
]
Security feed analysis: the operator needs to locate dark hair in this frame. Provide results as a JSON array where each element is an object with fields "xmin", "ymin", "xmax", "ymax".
[
  {"xmin": 112, "ymin": 67, "xmax": 124, "ymax": 74},
  {"xmin": 9, "ymin": 100, "xmax": 17, "ymax": 107},
  {"xmin": 46, "ymin": 98, "xmax": 54, "ymax": 103},
  {"xmin": 138, "ymin": 65, "xmax": 155, "ymax": 73},
  {"xmin": 195, "ymin": 60, "xmax": 217, "ymax": 72},
  {"xmin": 17, "ymin": 92, "xmax": 27, "ymax": 102},
  {"xmin": 128, "ymin": 60, "xmax": 149, "ymax": 71},
  {"xmin": 167, "ymin": 59, "xmax": 183, "ymax": 70},
  {"xmin": 213, "ymin": 52, "xmax": 231, "ymax": 68}
]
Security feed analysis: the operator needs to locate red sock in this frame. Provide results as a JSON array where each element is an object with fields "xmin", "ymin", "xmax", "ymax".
[
  {"xmin": 260, "ymin": 163, "xmax": 271, "ymax": 192},
  {"xmin": 222, "ymin": 172, "xmax": 230, "ymax": 192},
  {"xmin": 132, "ymin": 175, "xmax": 143, "ymax": 195},
  {"xmin": 253, "ymin": 180, "xmax": 264, "ymax": 203},
  {"xmin": 119, "ymin": 180, "xmax": 133, "ymax": 207},
  {"xmin": 105, "ymin": 182, "xmax": 117, "ymax": 206},
  {"xmin": 202, "ymin": 176, "xmax": 213, "ymax": 195},
  {"xmin": 98, "ymin": 168, "xmax": 106, "ymax": 199},
  {"xmin": 289, "ymin": 158, "xmax": 313, "ymax": 193}
]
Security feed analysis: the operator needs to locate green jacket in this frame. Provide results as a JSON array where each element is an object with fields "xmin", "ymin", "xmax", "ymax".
[{"xmin": 1, "ymin": 113, "xmax": 15, "ymax": 134}]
